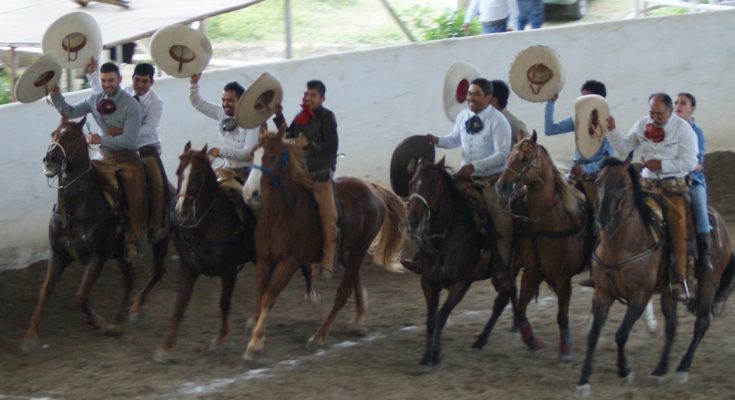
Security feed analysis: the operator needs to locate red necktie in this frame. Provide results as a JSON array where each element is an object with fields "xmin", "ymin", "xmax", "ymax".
[{"xmin": 644, "ymin": 123, "xmax": 665, "ymax": 143}]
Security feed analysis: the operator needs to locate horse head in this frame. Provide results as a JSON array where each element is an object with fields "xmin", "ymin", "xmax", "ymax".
[
  {"xmin": 595, "ymin": 151, "xmax": 635, "ymax": 233},
  {"xmin": 496, "ymin": 131, "xmax": 542, "ymax": 198},
  {"xmin": 175, "ymin": 141, "xmax": 218, "ymax": 226},
  {"xmin": 406, "ymin": 156, "xmax": 448, "ymax": 239},
  {"xmin": 257, "ymin": 123, "xmax": 312, "ymax": 192},
  {"xmin": 44, "ymin": 116, "xmax": 88, "ymax": 178}
]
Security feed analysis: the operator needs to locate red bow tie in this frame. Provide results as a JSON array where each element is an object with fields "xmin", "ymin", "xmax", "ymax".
[
  {"xmin": 294, "ymin": 104, "xmax": 315, "ymax": 125},
  {"xmin": 644, "ymin": 123, "xmax": 665, "ymax": 143}
]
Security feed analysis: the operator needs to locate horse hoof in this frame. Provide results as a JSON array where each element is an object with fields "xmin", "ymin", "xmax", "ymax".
[
  {"xmin": 102, "ymin": 324, "xmax": 124, "ymax": 337},
  {"xmin": 304, "ymin": 290, "xmax": 321, "ymax": 304},
  {"xmin": 559, "ymin": 352, "xmax": 573, "ymax": 365},
  {"xmin": 129, "ymin": 311, "xmax": 146, "ymax": 325},
  {"xmin": 243, "ymin": 349, "xmax": 260, "ymax": 361},
  {"xmin": 306, "ymin": 336, "xmax": 326, "ymax": 351},
  {"xmin": 468, "ymin": 346, "xmax": 483, "ymax": 358},
  {"xmin": 528, "ymin": 338, "xmax": 544, "ymax": 351},
  {"xmin": 208, "ymin": 338, "xmax": 225, "ymax": 353},
  {"xmin": 622, "ymin": 371, "xmax": 636, "ymax": 385},
  {"xmin": 417, "ymin": 359, "xmax": 443, "ymax": 374},
  {"xmin": 649, "ymin": 374, "xmax": 665, "ymax": 384},
  {"xmin": 152, "ymin": 348, "xmax": 173, "ymax": 364},
  {"xmin": 575, "ymin": 383, "xmax": 591, "ymax": 399},
  {"xmin": 20, "ymin": 338, "xmax": 39, "ymax": 354},
  {"xmin": 676, "ymin": 371, "xmax": 689, "ymax": 384}
]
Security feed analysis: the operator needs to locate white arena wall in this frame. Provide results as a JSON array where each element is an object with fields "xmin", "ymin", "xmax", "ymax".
[{"xmin": 1, "ymin": 11, "xmax": 733, "ymax": 271}]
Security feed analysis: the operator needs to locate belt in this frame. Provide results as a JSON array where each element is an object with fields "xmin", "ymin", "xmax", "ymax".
[
  {"xmin": 641, "ymin": 176, "xmax": 689, "ymax": 193},
  {"xmin": 98, "ymin": 148, "xmax": 140, "ymax": 163},
  {"xmin": 138, "ymin": 144, "xmax": 161, "ymax": 158}
]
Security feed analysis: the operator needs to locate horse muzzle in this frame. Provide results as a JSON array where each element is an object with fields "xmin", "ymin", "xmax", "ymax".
[{"xmin": 42, "ymin": 159, "xmax": 61, "ymax": 178}]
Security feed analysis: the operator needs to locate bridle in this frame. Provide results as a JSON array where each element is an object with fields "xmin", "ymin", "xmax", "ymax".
[
  {"xmin": 407, "ymin": 167, "xmax": 453, "ymax": 254},
  {"xmin": 503, "ymin": 143, "xmax": 543, "ymax": 194},
  {"xmin": 45, "ymin": 125, "xmax": 91, "ymax": 190},
  {"xmin": 176, "ymin": 158, "xmax": 216, "ymax": 229}
]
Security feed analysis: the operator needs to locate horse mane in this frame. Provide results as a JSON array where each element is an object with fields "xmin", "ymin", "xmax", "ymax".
[
  {"xmin": 600, "ymin": 157, "xmax": 653, "ymax": 228},
  {"xmin": 536, "ymin": 144, "xmax": 581, "ymax": 216},
  {"xmin": 272, "ymin": 138, "xmax": 314, "ymax": 191}
]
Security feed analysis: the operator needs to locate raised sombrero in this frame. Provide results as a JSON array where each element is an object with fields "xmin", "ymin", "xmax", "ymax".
[
  {"xmin": 509, "ymin": 45, "xmax": 564, "ymax": 103},
  {"xmin": 14, "ymin": 54, "xmax": 63, "ymax": 104},
  {"xmin": 574, "ymin": 94, "xmax": 610, "ymax": 158},
  {"xmin": 390, "ymin": 135, "xmax": 436, "ymax": 197},
  {"xmin": 235, "ymin": 72, "xmax": 284, "ymax": 129},
  {"xmin": 42, "ymin": 12, "xmax": 103, "ymax": 70},
  {"xmin": 150, "ymin": 24, "xmax": 213, "ymax": 78},
  {"xmin": 443, "ymin": 62, "xmax": 481, "ymax": 122}
]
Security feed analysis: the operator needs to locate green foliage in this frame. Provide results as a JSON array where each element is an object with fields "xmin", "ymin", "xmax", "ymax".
[
  {"xmin": 648, "ymin": 7, "xmax": 689, "ymax": 16},
  {"xmin": 206, "ymin": 1, "xmax": 284, "ymax": 41},
  {"xmin": 401, "ymin": 6, "xmax": 479, "ymax": 41},
  {"xmin": 0, "ymin": 67, "xmax": 11, "ymax": 105}
]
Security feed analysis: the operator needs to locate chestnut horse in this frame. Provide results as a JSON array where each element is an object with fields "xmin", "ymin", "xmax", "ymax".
[
  {"xmin": 22, "ymin": 118, "xmax": 168, "ymax": 352},
  {"xmin": 495, "ymin": 133, "xmax": 593, "ymax": 363},
  {"xmin": 575, "ymin": 155, "xmax": 735, "ymax": 398},
  {"xmin": 405, "ymin": 157, "xmax": 517, "ymax": 366},
  {"xmin": 244, "ymin": 126, "xmax": 407, "ymax": 360}
]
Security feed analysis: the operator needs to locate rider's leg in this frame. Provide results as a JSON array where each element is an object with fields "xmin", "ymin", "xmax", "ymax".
[
  {"xmin": 118, "ymin": 159, "xmax": 149, "ymax": 260},
  {"xmin": 313, "ymin": 180, "xmax": 338, "ymax": 274},
  {"xmin": 140, "ymin": 147, "xmax": 167, "ymax": 241},
  {"xmin": 665, "ymin": 194, "xmax": 689, "ymax": 301},
  {"xmin": 690, "ymin": 183, "xmax": 713, "ymax": 270}
]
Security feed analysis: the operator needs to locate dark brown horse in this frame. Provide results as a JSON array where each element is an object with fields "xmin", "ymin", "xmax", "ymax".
[
  {"xmin": 244, "ymin": 126, "xmax": 407, "ymax": 359},
  {"xmin": 22, "ymin": 117, "xmax": 168, "ymax": 353},
  {"xmin": 495, "ymin": 133, "xmax": 593, "ymax": 363},
  {"xmin": 575, "ymin": 155, "xmax": 735, "ymax": 398},
  {"xmin": 405, "ymin": 157, "xmax": 516, "ymax": 367}
]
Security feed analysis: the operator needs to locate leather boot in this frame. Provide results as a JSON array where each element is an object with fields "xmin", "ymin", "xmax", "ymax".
[{"xmin": 696, "ymin": 232, "xmax": 714, "ymax": 271}]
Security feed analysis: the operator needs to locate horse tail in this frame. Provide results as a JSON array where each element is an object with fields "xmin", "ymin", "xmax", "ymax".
[
  {"xmin": 369, "ymin": 183, "xmax": 408, "ymax": 273},
  {"xmin": 713, "ymin": 251, "xmax": 735, "ymax": 316}
]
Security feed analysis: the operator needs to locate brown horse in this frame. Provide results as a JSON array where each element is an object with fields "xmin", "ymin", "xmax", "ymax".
[
  {"xmin": 405, "ymin": 157, "xmax": 516, "ymax": 366},
  {"xmin": 495, "ymin": 132, "xmax": 593, "ymax": 363},
  {"xmin": 244, "ymin": 126, "xmax": 407, "ymax": 360},
  {"xmin": 575, "ymin": 155, "xmax": 735, "ymax": 398},
  {"xmin": 22, "ymin": 118, "xmax": 168, "ymax": 352}
]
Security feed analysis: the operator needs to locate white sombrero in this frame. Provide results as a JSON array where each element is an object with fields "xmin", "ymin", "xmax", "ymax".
[
  {"xmin": 235, "ymin": 72, "xmax": 284, "ymax": 129},
  {"xmin": 574, "ymin": 94, "xmax": 610, "ymax": 158},
  {"xmin": 509, "ymin": 45, "xmax": 564, "ymax": 103},
  {"xmin": 443, "ymin": 62, "xmax": 481, "ymax": 122},
  {"xmin": 14, "ymin": 54, "xmax": 63, "ymax": 104},
  {"xmin": 150, "ymin": 24, "xmax": 212, "ymax": 78},
  {"xmin": 42, "ymin": 12, "xmax": 102, "ymax": 70}
]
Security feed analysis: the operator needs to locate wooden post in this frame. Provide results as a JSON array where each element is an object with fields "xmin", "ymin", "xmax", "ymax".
[{"xmin": 285, "ymin": 0, "xmax": 292, "ymax": 59}]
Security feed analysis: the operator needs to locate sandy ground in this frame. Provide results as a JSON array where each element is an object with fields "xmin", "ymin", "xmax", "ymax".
[{"xmin": 1, "ymin": 151, "xmax": 734, "ymax": 400}]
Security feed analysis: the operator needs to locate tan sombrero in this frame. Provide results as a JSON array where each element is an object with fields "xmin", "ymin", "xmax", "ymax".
[
  {"xmin": 574, "ymin": 94, "xmax": 610, "ymax": 158},
  {"xmin": 42, "ymin": 12, "xmax": 103, "ymax": 70},
  {"xmin": 150, "ymin": 24, "xmax": 212, "ymax": 78},
  {"xmin": 509, "ymin": 45, "xmax": 564, "ymax": 103},
  {"xmin": 443, "ymin": 62, "xmax": 481, "ymax": 122},
  {"xmin": 14, "ymin": 54, "xmax": 63, "ymax": 104},
  {"xmin": 235, "ymin": 72, "xmax": 284, "ymax": 129},
  {"xmin": 390, "ymin": 135, "xmax": 436, "ymax": 197}
]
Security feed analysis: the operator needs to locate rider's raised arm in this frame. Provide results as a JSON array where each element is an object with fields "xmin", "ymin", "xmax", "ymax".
[
  {"xmin": 606, "ymin": 118, "xmax": 642, "ymax": 158},
  {"xmin": 50, "ymin": 90, "xmax": 93, "ymax": 119},
  {"xmin": 189, "ymin": 81, "xmax": 221, "ymax": 121}
]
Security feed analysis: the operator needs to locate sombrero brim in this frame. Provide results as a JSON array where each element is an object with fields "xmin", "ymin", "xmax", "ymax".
[
  {"xmin": 150, "ymin": 24, "xmax": 212, "ymax": 78},
  {"xmin": 42, "ymin": 12, "xmax": 102, "ymax": 70},
  {"xmin": 443, "ymin": 62, "xmax": 481, "ymax": 122},
  {"xmin": 574, "ymin": 94, "xmax": 610, "ymax": 158},
  {"xmin": 509, "ymin": 45, "xmax": 565, "ymax": 103},
  {"xmin": 14, "ymin": 54, "xmax": 62, "ymax": 104},
  {"xmin": 390, "ymin": 135, "xmax": 436, "ymax": 197},
  {"xmin": 235, "ymin": 72, "xmax": 284, "ymax": 129}
]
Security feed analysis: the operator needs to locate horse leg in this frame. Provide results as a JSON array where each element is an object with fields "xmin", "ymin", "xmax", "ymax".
[
  {"xmin": 676, "ymin": 272, "xmax": 717, "ymax": 383},
  {"xmin": 210, "ymin": 267, "xmax": 237, "ymax": 353},
  {"xmin": 642, "ymin": 300, "xmax": 659, "ymax": 335},
  {"xmin": 424, "ymin": 281, "xmax": 472, "ymax": 367},
  {"xmin": 301, "ymin": 264, "xmax": 320, "ymax": 304},
  {"xmin": 350, "ymin": 266, "xmax": 368, "ymax": 334},
  {"xmin": 244, "ymin": 258, "xmax": 299, "ymax": 360},
  {"xmin": 248, "ymin": 258, "xmax": 273, "ymax": 329},
  {"xmin": 576, "ymin": 290, "xmax": 614, "ymax": 398},
  {"xmin": 556, "ymin": 278, "xmax": 574, "ymax": 364},
  {"xmin": 419, "ymin": 275, "xmax": 441, "ymax": 365},
  {"xmin": 105, "ymin": 259, "xmax": 134, "ymax": 336},
  {"xmin": 472, "ymin": 274, "xmax": 515, "ymax": 350},
  {"xmin": 515, "ymin": 269, "xmax": 544, "ymax": 351},
  {"xmin": 22, "ymin": 252, "xmax": 72, "ymax": 353},
  {"xmin": 309, "ymin": 255, "xmax": 363, "ymax": 347},
  {"xmin": 651, "ymin": 292, "xmax": 677, "ymax": 380},
  {"xmin": 153, "ymin": 265, "xmax": 199, "ymax": 363},
  {"xmin": 615, "ymin": 300, "xmax": 647, "ymax": 384},
  {"xmin": 130, "ymin": 237, "xmax": 168, "ymax": 323},
  {"xmin": 75, "ymin": 256, "xmax": 108, "ymax": 332}
]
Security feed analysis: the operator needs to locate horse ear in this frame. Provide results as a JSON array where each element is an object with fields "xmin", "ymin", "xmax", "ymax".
[
  {"xmin": 77, "ymin": 115, "xmax": 87, "ymax": 129},
  {"xmin": 531, "ymin": 130, "xmax": 538, "ymax": 143},
  {"xmin": 184, "ymin": 141, "xmax": 191, "ymax": 152},
  {"xmin": 437, "ymin": 156, "xmax": 446, "ymax": 168},
  {"xmin": 201, "ymin": 144, "xmax": 208, "ymax": 155},
  {"xmin": 625, "ymin": 151, "xmax": 634, "ymax": 166}
]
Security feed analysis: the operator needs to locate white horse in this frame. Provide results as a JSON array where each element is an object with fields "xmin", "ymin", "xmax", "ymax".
[{"xmin": 242, "ymin": 146, "xmax": 264, "ymax": 212}]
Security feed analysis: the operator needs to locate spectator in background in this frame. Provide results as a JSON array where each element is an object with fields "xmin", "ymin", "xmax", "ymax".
[
  {"xmin": 517, "ymin": 0, "xmax": 545, "ymax": 30},
  {"xmin": 463, "ymin": 0, "xmax": 518, "ymax": 34}
]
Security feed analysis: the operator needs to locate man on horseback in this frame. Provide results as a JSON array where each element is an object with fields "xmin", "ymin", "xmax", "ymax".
[
  {"xmin": 87, "ymin": 59, "xmax": 168, "ymax": 242},
  {"xmin": 427, "ymin": 77, "xmax": 513, "ymax": 270},
  {"xmin": 50, "ymin": 62, "xmax": 147, "ymax": 261},
  {"xmin": 272, "ymin": 80, "xmax": 339, "ymax": 275},
  {"xmin": 607, "ymin": 93, "xmax": 698, "ymax": 301}
]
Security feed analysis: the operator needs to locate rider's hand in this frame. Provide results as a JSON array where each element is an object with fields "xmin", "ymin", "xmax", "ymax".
[
  {"xmin": 457, "ymin": 164, "xmax": 475, "ymax": 179},
  {"xmin": 106, "ymin": 126, "xmax": 122, "ymax": 136},
  {"xmin": 550, "ymin": 93, "xmax": 559, "ymax": 103},
  {"xmin": 85, "ymin": 57, "xmax": 97, "ymax": 75},
  {"xmin": 570, "ymin": 164, "xmax": 584, "ymax": 179},
  {"xmin": 85, "ymin": 133, "xmax": 101, "ymax": 145},
  {"xmin": 427, "ymin": 134, "xmax": 439, "ymax": 145},
  {"xmin": 607, "ymin": 115, "xmax": 616, "ymax": 131},
  {"xmin": 207, "ymin": 147, "xmax": 220, "ymax": 158},
  {"xmin": 190, "ymin": 73, "xmax": 201, "ymax": 85},
  {"xmin": 643, "ymin": 159, "xmax": 662, "ymax": 172}
]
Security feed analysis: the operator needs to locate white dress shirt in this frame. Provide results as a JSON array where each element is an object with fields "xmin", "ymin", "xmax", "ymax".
[
  {"xmin": 606, "ymin": 113, "xmax": 697, "ymax": 179},
  {"xmin": 464, "ymin": 0, "xmax": 518, "ymax": 28},
  {"xmin": 437, "ymin": 104, "xmax": 512, "ymax": 177},
  {"xmin": 189, "ymin": 83, "xmax": 259, "ymax": 169}
]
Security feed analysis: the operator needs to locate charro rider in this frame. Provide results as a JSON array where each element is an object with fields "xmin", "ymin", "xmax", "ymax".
[
  {"xmin": 607, "ymin": 93, "xmax": 698, "ymax": 301},
  {"xmin": 50, "ymin": 61, "xmax": 147, "ymax": 261},
  {"xmin": 488, "ymin": 79, "xmax": 529, "ymax": 146},
  {"xmin": 272, "ymin": 80, "xmax": 339, "ymax": 276}
]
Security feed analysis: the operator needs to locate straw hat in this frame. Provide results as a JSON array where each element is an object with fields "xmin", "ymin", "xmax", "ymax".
[
  {"xmin": 150, "ymin": 24, "xmax": 213, "ymax": 78},
  {"xmin": 443, "ymin": 62, "xmax": 481, "ymax": 122},
  {"xmin": 235, "ymin": 73, "xmax": 284, "ymax": 129},
  {"xmin": 42, "ymin": 12, "xmax": 102, "ymax": 70},
  {"xmin": 508, "ymin": 45, "xmax": 564, "ymax": 103},
  {"xmin": 14, "ymin": 54, "xmax": 63, "ymax": 104},
  {"xmin": 390, "ymin": 135, "xmax": 436, "ymax": 197},
  {"xmin": 574, "ymin": 94, "xmax": 610, "ymax": 158}
]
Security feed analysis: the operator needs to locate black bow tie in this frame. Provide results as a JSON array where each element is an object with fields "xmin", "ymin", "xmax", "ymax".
[
  {"xmin": 465, "ymin": 115, "xmax": 484, "ymax": 134},
  {"xmin": 134, "ymin": 95, "xmax": 140, "ymax": 102}
]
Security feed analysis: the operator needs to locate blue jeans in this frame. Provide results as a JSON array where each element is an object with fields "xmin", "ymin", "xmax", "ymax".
[
  {"xmin": 482, "ymin": 18, "xmax": 508, "ymax": 34},
  {"xmin": 689, "ymin": 183, "xmax": 711, "ymax": 233},
  {"xmin": 517, "ymin": 0, "xmax": 544, "ymax": 30}
]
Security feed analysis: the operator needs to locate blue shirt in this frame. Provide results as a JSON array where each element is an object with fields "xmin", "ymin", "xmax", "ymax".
[
  {"xmin": 689, "ymin": 120, "xmax": 706, "ymax": 187},
  {"xmin": 544, "ymin": 101, "xmax": 616, "ymax": 176}
]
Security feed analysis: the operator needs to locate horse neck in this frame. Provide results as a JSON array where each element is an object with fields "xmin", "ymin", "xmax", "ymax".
[
  {"xmin": 599, "ymin": 189, "xmax": 647, "ymax": 250},
  {"xmin": 260, "ymin": 168, "xmax": 310, "ymax": 222},
  {"xmin": 523, "ymin": 157, "xmax": 561, "ymax": 216},
  {"xmin": 432, "ymin": 174, "xmax": 472, "ymax": 236}
]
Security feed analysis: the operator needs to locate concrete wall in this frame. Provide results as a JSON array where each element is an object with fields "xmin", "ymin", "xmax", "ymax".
[{"xmin": 1, "ymin": 11, "xmax": 733, "ymax": 270}]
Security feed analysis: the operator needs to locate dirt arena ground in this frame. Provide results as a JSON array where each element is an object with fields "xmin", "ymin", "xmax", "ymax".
[{"xmin": 2, "ymin": 151, "xmax": 734, "ymax": 399}]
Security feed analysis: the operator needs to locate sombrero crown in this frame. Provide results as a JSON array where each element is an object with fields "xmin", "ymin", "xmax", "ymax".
[
  {"xmin": 509, "ymin": 45, "xmax": 565, "ymax": 103},
  {"xmin": 42, "ymin": 12, "xmax": 103, "ymax": 70},
  {"xmin": 235, "ymin": 72, "xmax": 284, "ymax": 129},
  {"xmin": 574, "ymin": 94, "xmax": 610, "ymax": 158},
  {"xmin": 14, "ymin": 54, "xmax": 63, "ymax": 104},
  {"xmin": 150, "ymin": 24, "xmax": 213, "ymax": 78}
]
